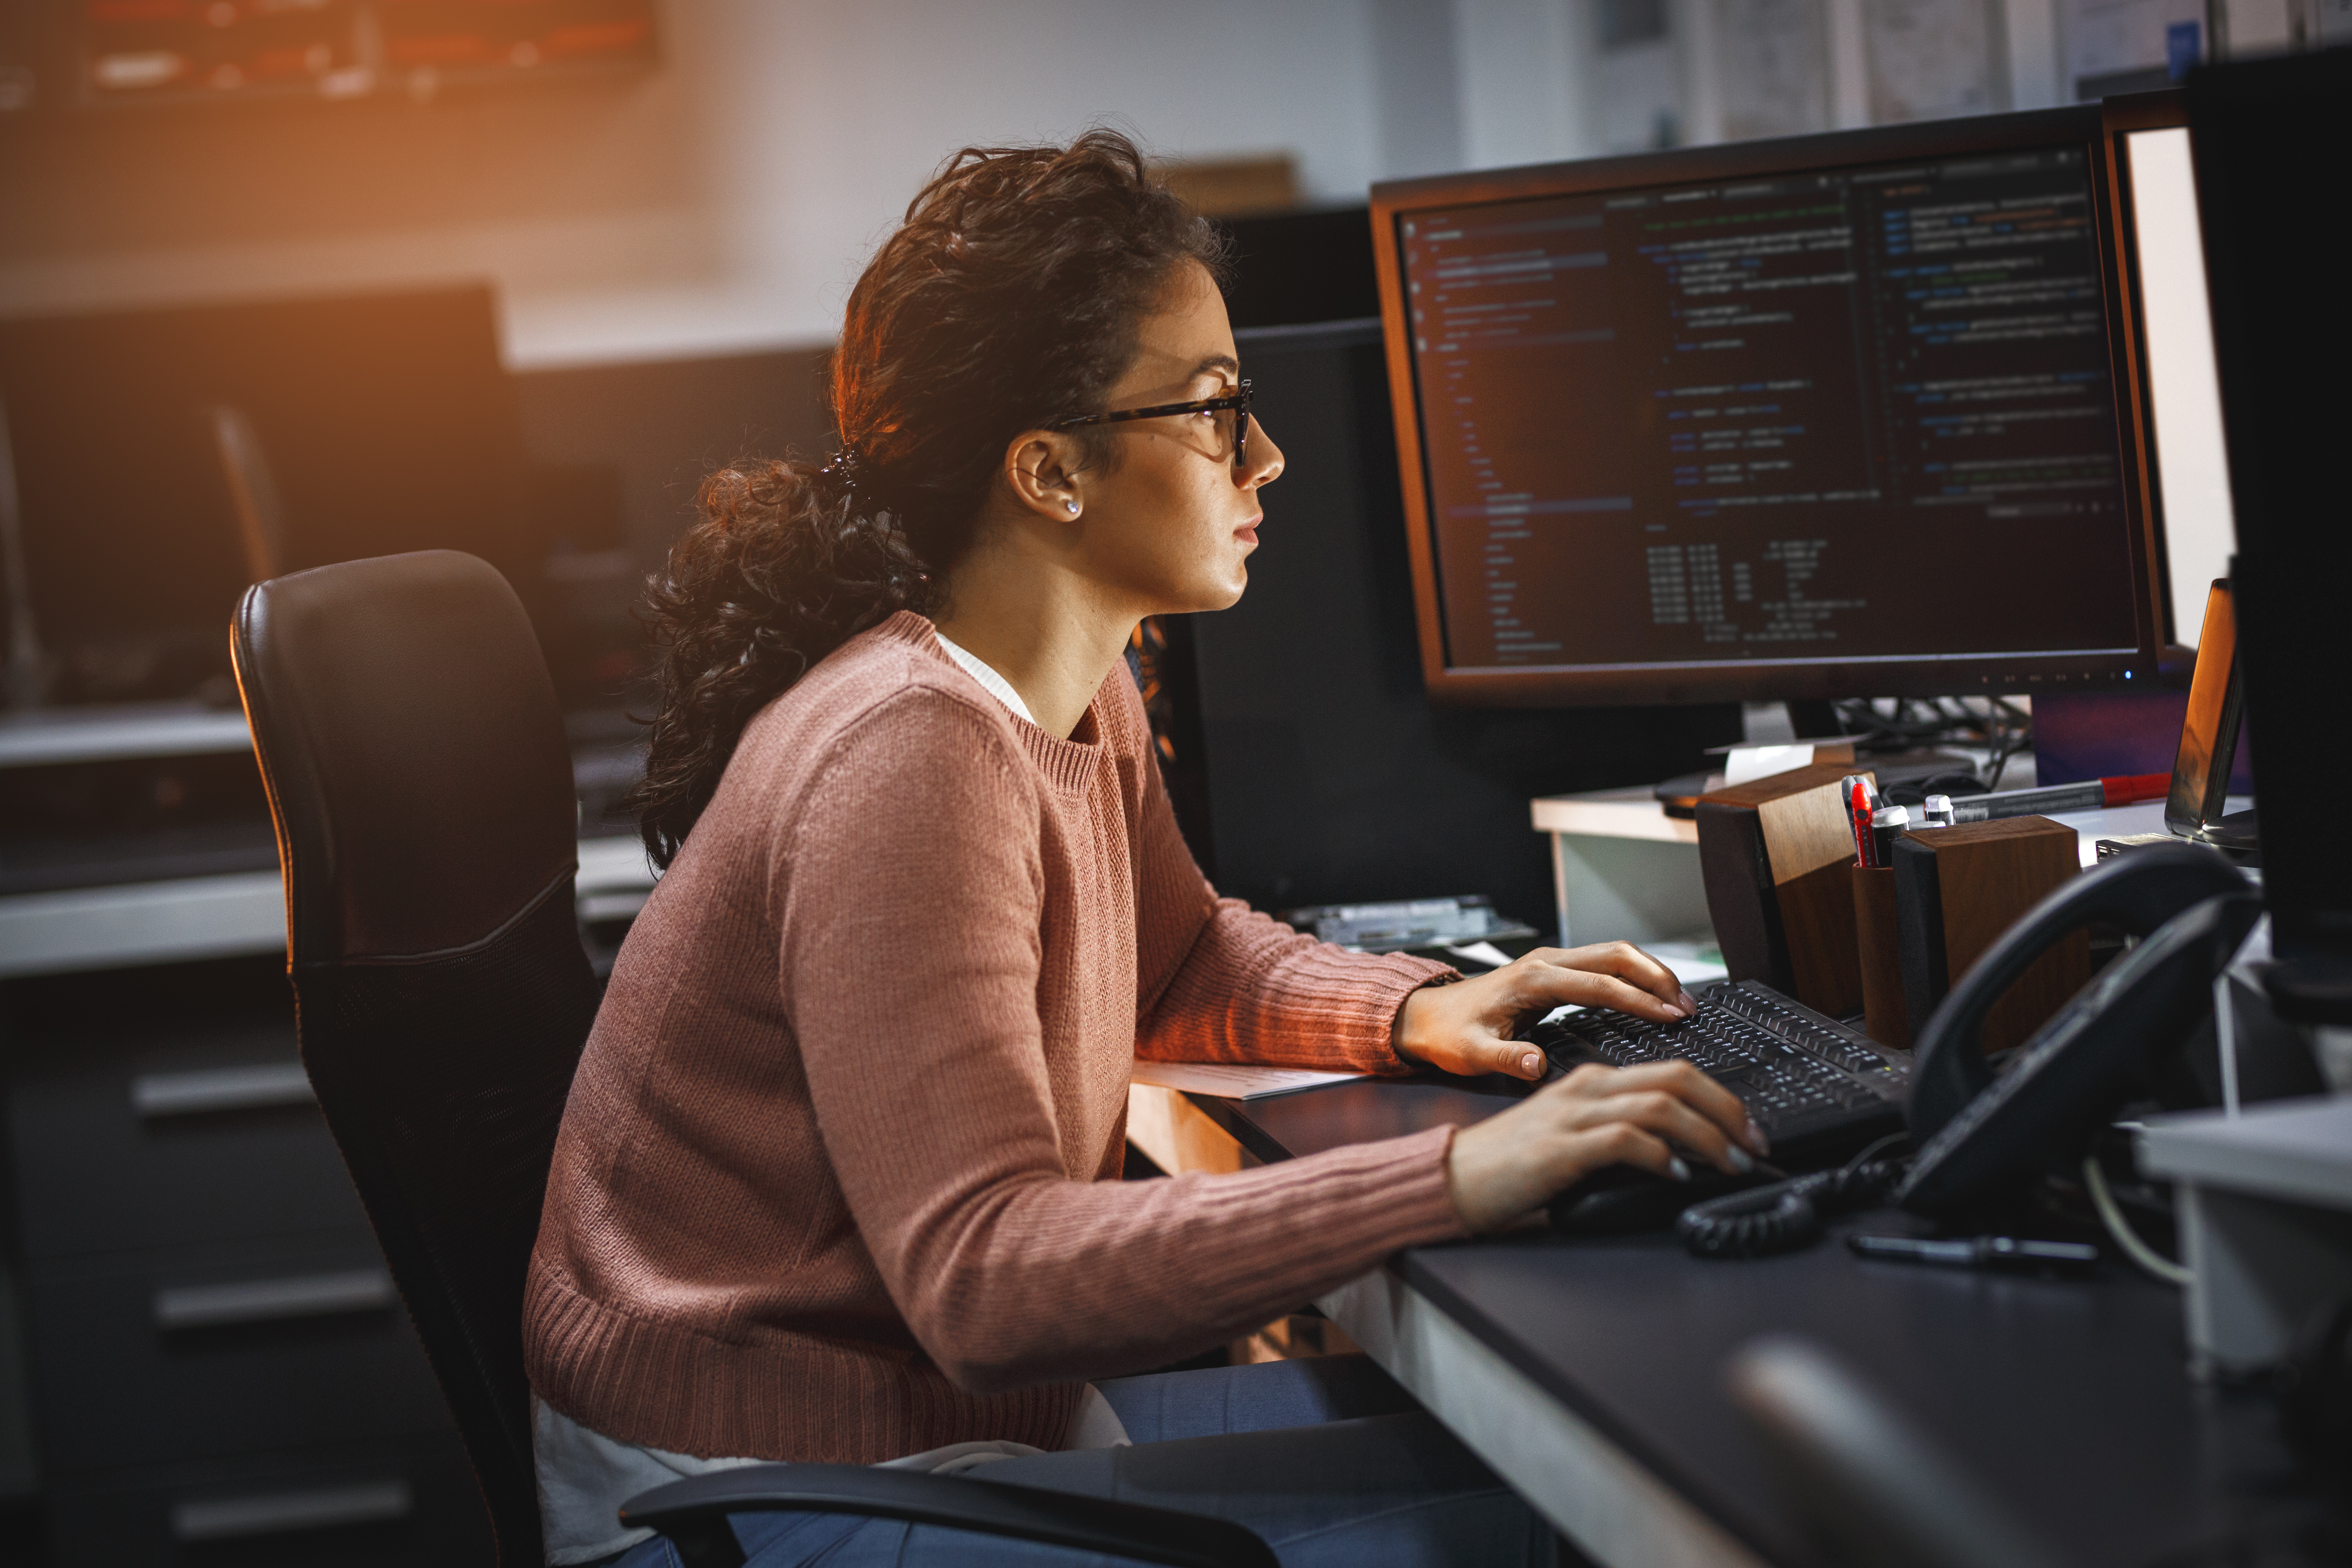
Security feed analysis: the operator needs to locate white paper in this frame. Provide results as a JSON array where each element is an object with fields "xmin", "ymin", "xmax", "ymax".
[
  {"xmin": 1725, "ymin": 742, "xmax": 1816, "ymax": 785},
  {"xmin": 1645, "ymin": 938, "xmax": 1733, "ymax": 987},
  {"xmin": 1863, "ymin": 0, "xmax": 2008, "ymax": 122},
  {"xmin": 1129, "ymin": 1061, "xmax": 1368, "ymax": 1101},
  {"xmin": 1441, "ymin": 940, "xmax": 1519, "ymax": 970},
  {"xmin": 1713, "ymin": 0, "xmax": 1831, "ymax": 140}
]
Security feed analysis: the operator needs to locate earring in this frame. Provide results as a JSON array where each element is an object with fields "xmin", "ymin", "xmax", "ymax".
[{"xmin": 1064, "ymin": 499, "xmax": 1080, "ymax": 515}]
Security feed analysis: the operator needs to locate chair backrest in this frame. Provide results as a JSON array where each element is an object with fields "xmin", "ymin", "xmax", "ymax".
[{"xmin": 233, "ymin": 550, "xmax": 602, "ymax": 1566}]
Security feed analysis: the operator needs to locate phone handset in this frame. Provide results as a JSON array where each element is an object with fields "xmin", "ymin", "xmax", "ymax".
[
  {"xmin": 1898, "ymin": 844, "xmax": 2258, "ymax": 1219},
  {"xmin": 1906, "ymin": 845, "xmax": 2252, "ymax": 1141}
]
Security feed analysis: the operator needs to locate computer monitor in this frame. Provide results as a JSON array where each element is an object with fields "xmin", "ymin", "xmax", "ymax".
[
  {"xmin": 1370, "ymin": 101, "xmax": 2177, "ymax": 706},
  {"xmin": 0, "ymin": 285, "xmax": 531, "ymax": 706},
  {"xmin": 2188, "ymin": 47, "xmax": 2352, "ymax": 1005},
  {"xmin": 1182, "ymin": 318, "xmax": 1739, "ymax": 932}
]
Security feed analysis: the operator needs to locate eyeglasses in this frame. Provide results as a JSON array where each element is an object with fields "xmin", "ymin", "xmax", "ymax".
[{"xmin": 1047, "ymin": 380, "xmax": 1254, "ymax": 472}]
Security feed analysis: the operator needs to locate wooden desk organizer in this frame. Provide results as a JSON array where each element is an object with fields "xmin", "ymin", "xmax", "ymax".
[
  {"xmin": 1852, "ymin": 864, "xmax": 1907, "ymax": 1048},
  {"xmin": 1892, "ymin": 816, "xmax": 2085, "ymax": 1054},
  {"xmin": 1695, "ymin": 763, "xmax": 1874, "ymax": 1017}
]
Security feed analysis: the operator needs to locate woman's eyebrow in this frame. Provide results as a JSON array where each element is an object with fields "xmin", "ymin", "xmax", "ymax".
[{"xmin": 1189, "ymin": 354, "xmax": 1240, "ymax": 383}]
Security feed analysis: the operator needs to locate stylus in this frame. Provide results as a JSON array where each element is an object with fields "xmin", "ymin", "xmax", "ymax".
[{"xmin": 1846, "ymin": 1234, "xmax": 2102, "ymax": 1272}]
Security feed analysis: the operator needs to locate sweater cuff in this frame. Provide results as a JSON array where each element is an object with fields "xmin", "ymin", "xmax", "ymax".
[
  {"xmin": 1387, "ymin": 1121, "xmax": 1473, "ymax": 1244},
  {"xmin": 1369, "ymin": 955, "xmax": 1461, "ymax": 1075}
]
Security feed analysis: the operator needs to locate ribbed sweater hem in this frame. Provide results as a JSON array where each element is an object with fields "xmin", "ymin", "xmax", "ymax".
[
  {"xmin": 525, "ymin": 1122, "xmax": 1468, "ymax": 1463},
  {"xmin": 522, "ymin": 1263, "xmax": 1085, "ymax": 1464}
]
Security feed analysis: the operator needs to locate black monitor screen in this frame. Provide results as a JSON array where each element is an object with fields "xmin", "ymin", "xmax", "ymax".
[{"xmin": 1385, "ymin": 119, "xmax": 2158, "ymax": 701}]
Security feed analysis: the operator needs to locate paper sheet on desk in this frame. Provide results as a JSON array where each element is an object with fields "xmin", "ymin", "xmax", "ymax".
[{"xmin": 1129, "ymin": 1061, "xmax": 1368, "ymax": 1100}]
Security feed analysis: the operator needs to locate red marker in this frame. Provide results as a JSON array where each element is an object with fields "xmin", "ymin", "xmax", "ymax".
[{"xmin": 1844, "ymin": 775, "xmax": 1875, "ymax": 866}]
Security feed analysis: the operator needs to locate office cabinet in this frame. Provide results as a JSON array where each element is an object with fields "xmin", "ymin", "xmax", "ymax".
[
  {"xmin": 45, "ymin": 1432, "xmax": 481, "ymax": 1567},
  {"xmin": 2, "ymin": 959, "xmax": 491, "ymax": 1566}
]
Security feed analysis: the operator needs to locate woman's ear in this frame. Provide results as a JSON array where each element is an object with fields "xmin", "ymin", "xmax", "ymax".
[{"xmin": 1004, "ymin": 433, "xmax": 1084, "ymax": 521}]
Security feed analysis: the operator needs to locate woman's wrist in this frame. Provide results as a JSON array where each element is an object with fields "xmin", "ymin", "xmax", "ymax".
[{"xmin": 1389, "ymin": 973, "xmax": 1458, "ymax": 1061}]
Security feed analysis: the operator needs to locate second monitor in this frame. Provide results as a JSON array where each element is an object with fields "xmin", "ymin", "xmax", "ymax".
[{"xmin": 1371, "ymin": 101, "xmax": 2176, "ymax": 706}]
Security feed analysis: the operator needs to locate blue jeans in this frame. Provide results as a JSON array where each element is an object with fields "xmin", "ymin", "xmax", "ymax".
[{"xmin": 604, "ymin": 1355, "xmax": 1550, "ymax": 1567}]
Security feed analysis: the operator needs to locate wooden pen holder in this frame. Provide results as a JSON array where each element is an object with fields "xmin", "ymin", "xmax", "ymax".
[
  {"xmin": 1851, "ymin": 863, "xmax": 1907, "ymax": 1048},
  {"xmin": 1695, "ymin": 762, "xmax": 1875, "ymax": 1018},
  {"xmin": 1893, "ymin": 816, "xmax": 2086, "ymax": 1054}
]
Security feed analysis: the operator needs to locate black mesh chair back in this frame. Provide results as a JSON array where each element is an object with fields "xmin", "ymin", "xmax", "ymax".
[{"xmin": 233, "ymin": 550, "xmax": 601, "ymax": 1565}]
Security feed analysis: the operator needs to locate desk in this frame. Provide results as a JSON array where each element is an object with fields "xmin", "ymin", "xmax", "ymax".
[
  {"xmin": 1528, "ymin": 787, "xmax": 2257, "ymax": 957},
  {"xmin": 0, "ymin": 834, "xmax": 657, "ymax": 980},
  {"xmin": 1181, "ymin": 1077, "xmax": 2316, "ymax": 1568}
]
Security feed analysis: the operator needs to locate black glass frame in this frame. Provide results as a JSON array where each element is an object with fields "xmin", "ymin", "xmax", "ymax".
[{"xmin": 1049, "ymin": 380, "xmax": 1253, "ymax": 471}]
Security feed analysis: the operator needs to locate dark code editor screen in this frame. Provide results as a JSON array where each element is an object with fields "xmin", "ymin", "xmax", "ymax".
[{"xmin": 1398, "ymin": 146, "xmax": 2144, "ymax": 673}]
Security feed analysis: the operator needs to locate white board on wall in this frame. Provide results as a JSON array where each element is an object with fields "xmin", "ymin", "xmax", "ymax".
[
  {"xmin": 1712, "ymin": 0, "xmax": 1834, "ymax": 138},
  {"xmin": 2126, "ymin": 126, "xmax": 2235, "ymax": 647},
  {"xmin": 1862, "ymin": 0, "xmax": 2011, "ymax": 120}
]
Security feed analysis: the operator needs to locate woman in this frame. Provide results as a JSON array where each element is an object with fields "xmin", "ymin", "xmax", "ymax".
[{"xmin": 527, "ymin": 131, "xmax": 1762, "ymax": 1567}]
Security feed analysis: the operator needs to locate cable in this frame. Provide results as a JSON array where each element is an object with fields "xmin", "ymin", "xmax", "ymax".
[
  {"xmin": 2082, "ymin": 1156, "xmax": 2193, "ymax": 1286},
  {"xmin": 1828, "ymin": 696, "xmax": 2032, "ymax": 791},
  {"xmin": 1839, "ymin": 1130, "xmax": 1911, "ymax": 1176},
  {"xmin": 1677, "ymin": 1159, "xmax": 1908, "ymax": 1259}
]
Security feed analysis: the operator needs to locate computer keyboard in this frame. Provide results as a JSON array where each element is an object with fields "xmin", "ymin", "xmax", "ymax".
[{"xmin": 1529, "ymin": 979, "xmax": 1912, "ymax": 1160}]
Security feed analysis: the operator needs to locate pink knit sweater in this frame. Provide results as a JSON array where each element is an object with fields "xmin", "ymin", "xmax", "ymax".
[{"xmin": 524, "ymin": 612, "xmax": 1468, "ymax": 1463}]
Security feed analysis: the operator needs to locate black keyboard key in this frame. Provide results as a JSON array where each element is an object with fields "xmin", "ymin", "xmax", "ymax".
[{"xmin": 1532, "ymin": 980, "xmax": 1912, "ymax": 1160}]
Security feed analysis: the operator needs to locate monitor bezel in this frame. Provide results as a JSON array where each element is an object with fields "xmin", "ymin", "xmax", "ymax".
[{"xmin": 1369, "ymin": 99, "xmax": 2180, "ymax": 707}]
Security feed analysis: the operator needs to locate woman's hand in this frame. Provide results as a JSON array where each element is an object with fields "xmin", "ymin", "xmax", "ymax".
[
  {"xmin": 1444, "ymin": 1061, "xmax": 1768, "ymax": 1232},
  {"xmin": 1392, "ymin": 941, "xmax": 1699, "ymax": 1082}
]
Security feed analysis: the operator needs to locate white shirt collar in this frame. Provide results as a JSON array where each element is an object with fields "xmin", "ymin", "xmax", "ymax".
[{"xmin": 932, "ymin": 631, "xmax": 1036, "ymax": 726}]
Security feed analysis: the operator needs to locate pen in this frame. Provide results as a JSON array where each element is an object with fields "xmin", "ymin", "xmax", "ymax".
[
  {"xmin": 1869, "ymin": 804, "xmax": 1909, "ymax": 866},
  {"xmin": 1847, "ymin": 1234, "xmax": 2102, "ymax": 1271},
  {"xmin": 1947, "ymin": 773, "xmax": 2170, "ymax": 823},
  {"xmin": 1842, "ymin": 775, "xmax": 1875, "ymax": 866}
]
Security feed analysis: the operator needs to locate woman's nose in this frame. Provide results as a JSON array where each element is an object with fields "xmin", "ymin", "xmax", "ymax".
[{"xmin": 1241, "ymin": 415, "xmax": 1282, "ymax": 488}]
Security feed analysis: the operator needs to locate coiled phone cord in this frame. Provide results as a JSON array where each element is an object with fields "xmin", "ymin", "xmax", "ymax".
[{"xmin": 1675, "ymin": 1158, "xmax": 1909, "ymax": 1259}]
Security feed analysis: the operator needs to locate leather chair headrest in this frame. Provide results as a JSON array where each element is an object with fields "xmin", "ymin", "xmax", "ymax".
[{"xmin": 234, "ymin": 550, "xmax": 578, "ymax": 964}]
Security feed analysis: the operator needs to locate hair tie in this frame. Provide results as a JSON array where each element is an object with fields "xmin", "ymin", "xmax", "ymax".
[{"xmin": 819, "ymin": 446, "xmax": 867, "ymax": 497}]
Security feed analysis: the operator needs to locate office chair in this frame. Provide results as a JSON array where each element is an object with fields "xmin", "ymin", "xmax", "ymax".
[
  {"xmin": 232, "ymin": 550, "xmax": 1274, "ymax": 1568},
  {"xmin": 1724, "ymin": 1334, "xmax": 2065, "ymax": 1568}
]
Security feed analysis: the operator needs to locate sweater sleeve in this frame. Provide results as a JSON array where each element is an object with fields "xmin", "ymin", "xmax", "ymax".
[
  {"xmin": 776, "ymin": 689, "xmax": 1466, "ymax": 1395},
  {"xmin": 1118, "ymin": 684, "xmax": 1456, "ymax": 1075}
]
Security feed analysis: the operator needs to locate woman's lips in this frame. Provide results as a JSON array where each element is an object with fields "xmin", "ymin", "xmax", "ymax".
[{"xmin": 1236, "ymin": 514, "xmax": 1262, "ymax": 544}]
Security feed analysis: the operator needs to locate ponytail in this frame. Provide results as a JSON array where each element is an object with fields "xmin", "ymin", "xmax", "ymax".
[{"xmin": 626, "ymin": 460, "xmax": 940, "ymax": 868}]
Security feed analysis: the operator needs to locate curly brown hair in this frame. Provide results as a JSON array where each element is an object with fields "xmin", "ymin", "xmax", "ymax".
[{"xmin": 626, "ymin": 130, "xmax": 1229, "ymax": 867}]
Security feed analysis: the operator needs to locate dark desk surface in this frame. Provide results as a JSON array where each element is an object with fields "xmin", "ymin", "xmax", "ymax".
[{"xmin": 1192, "ymin": 1076, "xmax": 2321, "ymax": 1568}]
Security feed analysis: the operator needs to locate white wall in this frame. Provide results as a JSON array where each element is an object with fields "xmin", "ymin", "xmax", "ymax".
[
  {"xmin": 0, "ymin": 0, "xmax": 1405, "ymax": 368},
  {"xmin": 0, "ymin": 0, "xmax": 2209, "ymax": 378}
]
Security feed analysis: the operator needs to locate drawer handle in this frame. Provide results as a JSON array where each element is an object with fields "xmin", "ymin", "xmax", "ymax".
[
  {"xmin": 171, "ymin": 1479, "xmax": 412, "ymax": 1541},
  {"xmin": 154, "ymin": 1267, "xmax": 396, "ymax": 1331},
  {"xmin": 131, "ymin": 1062, "xmax": 314, "ymax": 1118}
]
